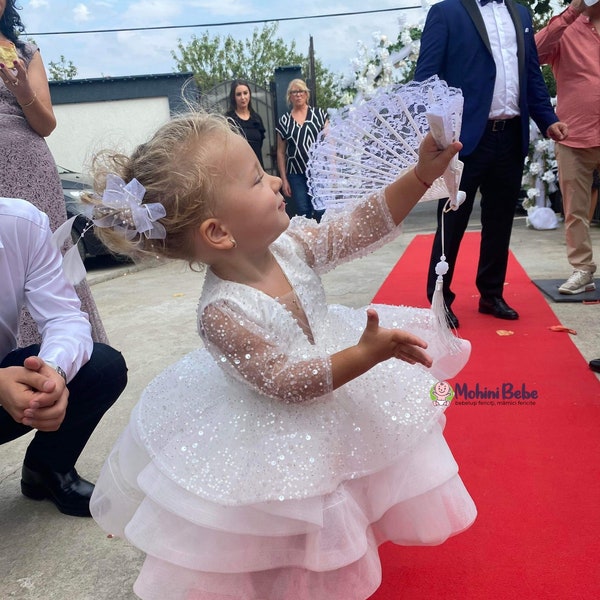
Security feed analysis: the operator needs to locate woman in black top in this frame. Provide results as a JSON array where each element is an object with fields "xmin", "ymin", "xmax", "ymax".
[{"xmin": 225, "ymin": 80, "xmax": 265, "ymax": 166}]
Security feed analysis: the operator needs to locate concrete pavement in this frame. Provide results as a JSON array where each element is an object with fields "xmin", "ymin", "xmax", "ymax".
[{"xmin": 1, "ymin": 203, "xmax": 598, "ymax": 600}]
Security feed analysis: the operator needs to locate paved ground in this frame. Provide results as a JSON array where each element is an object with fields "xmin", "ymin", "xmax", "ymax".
[{"xmin": 1, "ymin": 202, "xmax": 598, "ymax": 600}]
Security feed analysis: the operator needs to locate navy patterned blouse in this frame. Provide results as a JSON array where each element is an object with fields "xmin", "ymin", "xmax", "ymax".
[{"xmin": 276, "ymin": 106, "xmax": 328, "ymax": 175}]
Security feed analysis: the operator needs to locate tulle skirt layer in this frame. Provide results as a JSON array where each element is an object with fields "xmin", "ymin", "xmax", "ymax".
[{"xmin": 92, "ymin": 416, "xmax": 475, "ymax": 600}]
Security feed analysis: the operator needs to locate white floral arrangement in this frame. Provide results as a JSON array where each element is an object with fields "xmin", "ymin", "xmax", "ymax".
[
  {"xmin": 339, "ymin": 15, "xmax": 424, "ymax": 105},
  {"xmin": 520, "ymin": 118, "xmax": 560, "ymax": 230},
  {"xmin": 521, "ymin": 112, "xmax": 559, "ymax": 211}
]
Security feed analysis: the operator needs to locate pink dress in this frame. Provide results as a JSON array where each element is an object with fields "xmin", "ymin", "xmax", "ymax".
[
  {"xmin": 91, "ymin": 191, "xmax": 475, "ymax": 600},
  {"xmin": 0, "ymin": 41, "xmax": 107, "ymax": 345}
]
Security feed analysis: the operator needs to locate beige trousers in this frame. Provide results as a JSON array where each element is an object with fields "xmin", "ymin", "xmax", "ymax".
[{"xmin": 555, "ymin": 143, "xmax": 600, "ymax": 273}]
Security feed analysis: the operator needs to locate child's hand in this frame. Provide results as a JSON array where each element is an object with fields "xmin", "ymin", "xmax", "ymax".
[
  {"xmin": 415, "ymin": 132, "xmax": 462, "ymax": 185},
  {"xmin": 358, "ymin": 309, "xmax": 433, "ymax": 368},
  {"xmin": 330, "ymin": 309, "xmax": 433, "ymax": 390}
]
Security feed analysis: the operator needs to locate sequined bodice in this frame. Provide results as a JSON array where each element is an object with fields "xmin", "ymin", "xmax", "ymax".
[
  {"xmin": 198, "ymin": 190, "xmax": 399, "ymax": 403},
  {"xmin": 275, "ymin": 289, "xmax": 312, "ymax": 342}
]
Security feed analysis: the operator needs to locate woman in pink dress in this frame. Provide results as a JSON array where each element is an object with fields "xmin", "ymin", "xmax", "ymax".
[{"xmin": 0, "ymin": 0, "xmax": 107, "ymax": 344}]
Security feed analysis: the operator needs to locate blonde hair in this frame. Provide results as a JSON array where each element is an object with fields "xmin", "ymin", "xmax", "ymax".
[
  {"xmin": 286, "ymin": 78, "xmax": 310, "ymax": 105},
  {"xmin": 87, "ymin": 111, "xmax": 234, "ymax": 266}
]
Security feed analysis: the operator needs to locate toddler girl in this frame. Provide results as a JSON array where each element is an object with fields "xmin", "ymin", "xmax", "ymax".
[{"xmin": 89, "ymin": 112, "xmax": 475, "ymax": 600}]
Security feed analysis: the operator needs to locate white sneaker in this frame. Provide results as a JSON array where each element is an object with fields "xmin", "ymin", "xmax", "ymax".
[{"xmin": 558, "ymin": 270, "xmax": 596, "ymax": 295}]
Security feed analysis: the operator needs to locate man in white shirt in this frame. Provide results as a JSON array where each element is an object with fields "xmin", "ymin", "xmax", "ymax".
[
  {"xmin": 0, "ymin": 198, "xmax": 127, "ymax": 517},
  {"xmin": 414, "ymin": 0, "xmax": 568, "ymax": 326}
]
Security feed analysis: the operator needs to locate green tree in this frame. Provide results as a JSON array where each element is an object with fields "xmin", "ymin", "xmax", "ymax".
[
  {"xmin": 172, "ymin": 22, "xmax": 342, "ymax": 109},
  {"xmin": 48, "ymin": 55, "xmax": 77, "ymax": 81},
  {"xmin": 518, "ymin": 0, "xmax": 568, "ymax": 29},
  {"xmin": 309, "ymin": 58, "xmax": 343, "ymax": 110}
]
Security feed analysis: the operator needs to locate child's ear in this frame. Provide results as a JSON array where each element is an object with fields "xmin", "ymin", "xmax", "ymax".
[{"xmin": 199, "ymin": 218, "xmax": 232, "ymax": 250}]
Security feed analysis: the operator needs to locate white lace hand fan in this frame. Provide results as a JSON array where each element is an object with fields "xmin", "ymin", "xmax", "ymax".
[
  {"xmin": 307, "ymin": 75, "xmax": 470, "ymax": 375},
  {"xmin": 307, "ymin": 75, "xmax": 465, "ymax": 212}
]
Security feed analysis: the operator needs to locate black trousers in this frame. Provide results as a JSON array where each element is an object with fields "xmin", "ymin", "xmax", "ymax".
[
  {"xmin": 426, "ymin": 117, "xmax": 524, "ymax": 305},
  {"xmin": 0, "ymin": 343, "xmax": 127, "ymax": 472}
]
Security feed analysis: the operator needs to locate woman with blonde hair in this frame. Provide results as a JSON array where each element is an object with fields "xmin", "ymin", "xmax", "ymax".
[{"xmin": 276, "ymin": 78, "xmax": 328, "ymax": 220}]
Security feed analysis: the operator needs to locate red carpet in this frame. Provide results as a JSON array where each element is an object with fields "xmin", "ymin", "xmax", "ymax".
[{"xmin": 371, "ymin": 232, "xmax": 600, "ymax": 600}]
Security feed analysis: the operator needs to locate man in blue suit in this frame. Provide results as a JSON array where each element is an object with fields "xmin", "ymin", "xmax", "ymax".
[{"xmin": 414, "ymin": 0, "xmax": 568, "ymax": 326}]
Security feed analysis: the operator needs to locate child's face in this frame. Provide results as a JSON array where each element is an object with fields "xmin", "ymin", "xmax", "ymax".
[{"xmin": 215, "ymin": 133, "xmax": 289, "ymax": 249}]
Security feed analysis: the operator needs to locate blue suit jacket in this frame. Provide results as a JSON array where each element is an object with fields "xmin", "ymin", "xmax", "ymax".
[{"xmin": 414, "ymin": 0, "xmax": 558, "ymax": 158}]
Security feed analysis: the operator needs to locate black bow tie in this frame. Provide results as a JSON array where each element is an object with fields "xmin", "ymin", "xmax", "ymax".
[{"xmin": 480, "ymin": 0, "xmax": 503, "ymax": 5}]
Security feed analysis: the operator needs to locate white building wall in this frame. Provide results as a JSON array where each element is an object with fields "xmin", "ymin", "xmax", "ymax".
[{"xmin": 47, "ymin": 96, "xmax": 171, "ymax": 174}]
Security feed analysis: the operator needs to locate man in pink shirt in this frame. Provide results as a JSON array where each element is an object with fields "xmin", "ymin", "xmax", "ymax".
[{"xmin": 536, "ymin": 0, "xmax": 600, "ymax": 295}]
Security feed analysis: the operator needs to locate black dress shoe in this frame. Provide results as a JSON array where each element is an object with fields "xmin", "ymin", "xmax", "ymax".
[
  {"xmin": 445, "ymin": 306, "xmax": 460, "ymax": 329},
  {"xmin": 590, "ymin": 359, "xmax": 600, "ymax": 373},
  {"xmin": 21, "ymin": 464, "xmax": 94, "ymax": 517},
  {"xmin": 478, "ymin": 297, "xmax": 519, "ymax": 320}
]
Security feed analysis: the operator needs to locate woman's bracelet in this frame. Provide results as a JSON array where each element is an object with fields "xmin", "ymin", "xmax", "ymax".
[
  {"xmin": 413, "ymin": 166, "xmax": 432, "ymax": 189},
  {"xmin": 19, "ymin": 92, "xmax": 37, "ymax": 108}
]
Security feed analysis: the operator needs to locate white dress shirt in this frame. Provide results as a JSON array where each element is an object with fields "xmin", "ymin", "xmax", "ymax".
[
  {"xmin": 0, "ymin": 198, "xmax": 93, "ymax": 382},
  {"xmin": 478, "ymin": 1, "xmax": 521, "ymax": 119}
]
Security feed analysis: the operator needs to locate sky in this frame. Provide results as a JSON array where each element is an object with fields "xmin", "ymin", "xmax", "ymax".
[{"xmin": 18, "ymin": 0, "xmax": 430, "ymax": 82}]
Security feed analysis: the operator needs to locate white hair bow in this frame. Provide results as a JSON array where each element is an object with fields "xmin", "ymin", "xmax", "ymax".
[{"xmin": 93, "ymin": 174, "xmax": 166, "ymax": 240}]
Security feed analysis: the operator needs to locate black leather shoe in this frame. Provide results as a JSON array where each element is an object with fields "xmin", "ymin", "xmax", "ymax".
[
  {"xmin": 445, "ymin": 306, "xmax": 460, "ymax": 329},
  {"xmin": 590, "ymin": 359, "xmax": 600, "ymax": 373},
  {"xmin": 478, "ymin": 297, "xmax": 519, "ymax": 320},
  {"xmin": 21, "ymin": 464, "xmax": 94, "ymax": 517}
]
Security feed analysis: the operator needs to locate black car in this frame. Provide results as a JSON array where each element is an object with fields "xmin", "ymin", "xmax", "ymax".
[{"xmin": 58, "ymin": 165, "xmax": 112, "ymax": 259}]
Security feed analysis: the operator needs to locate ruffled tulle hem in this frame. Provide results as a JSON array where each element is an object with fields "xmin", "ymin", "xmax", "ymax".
[
  {"xmin": 91, "ymin": 418, "xmax": 476, "ymax": 600},
  {"xmin": 124, "ymin": 473, "xmax": 475, "ymax": 600}
]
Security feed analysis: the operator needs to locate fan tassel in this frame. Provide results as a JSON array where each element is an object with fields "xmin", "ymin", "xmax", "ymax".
[
  {"xmin": 424, "ymin": 254, "xmax": 472, "ymax": 381},
  {"xmin": 431, "ymin": 255, "xmax": 462, "ymax": 352}
]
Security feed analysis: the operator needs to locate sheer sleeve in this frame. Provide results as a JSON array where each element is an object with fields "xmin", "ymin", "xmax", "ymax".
[
  {"xmin": 287, "ymin": 188, "xmax": 399, "ymax": 275},
  {"xmin": 199, "ymin": 300, "xmax": 333, "ymax": 403}
]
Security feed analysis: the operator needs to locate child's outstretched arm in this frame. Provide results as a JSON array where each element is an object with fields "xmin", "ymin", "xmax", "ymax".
[
  {"xmin": 385, "ymin": 133, "xmax": 462, "ymax": 226},
  {"xmin": 202, "ymin": 303, "xmax": 431, "ymax": 403},
  {"xmin": 330, "ymin": 308, "xmax": 432, "ymax": 390}
]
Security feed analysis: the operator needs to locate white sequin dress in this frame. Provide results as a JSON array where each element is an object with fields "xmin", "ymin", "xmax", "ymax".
[{"xmin": 90, "ymin": 190, "xmax": 476, "ymax": 600}]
